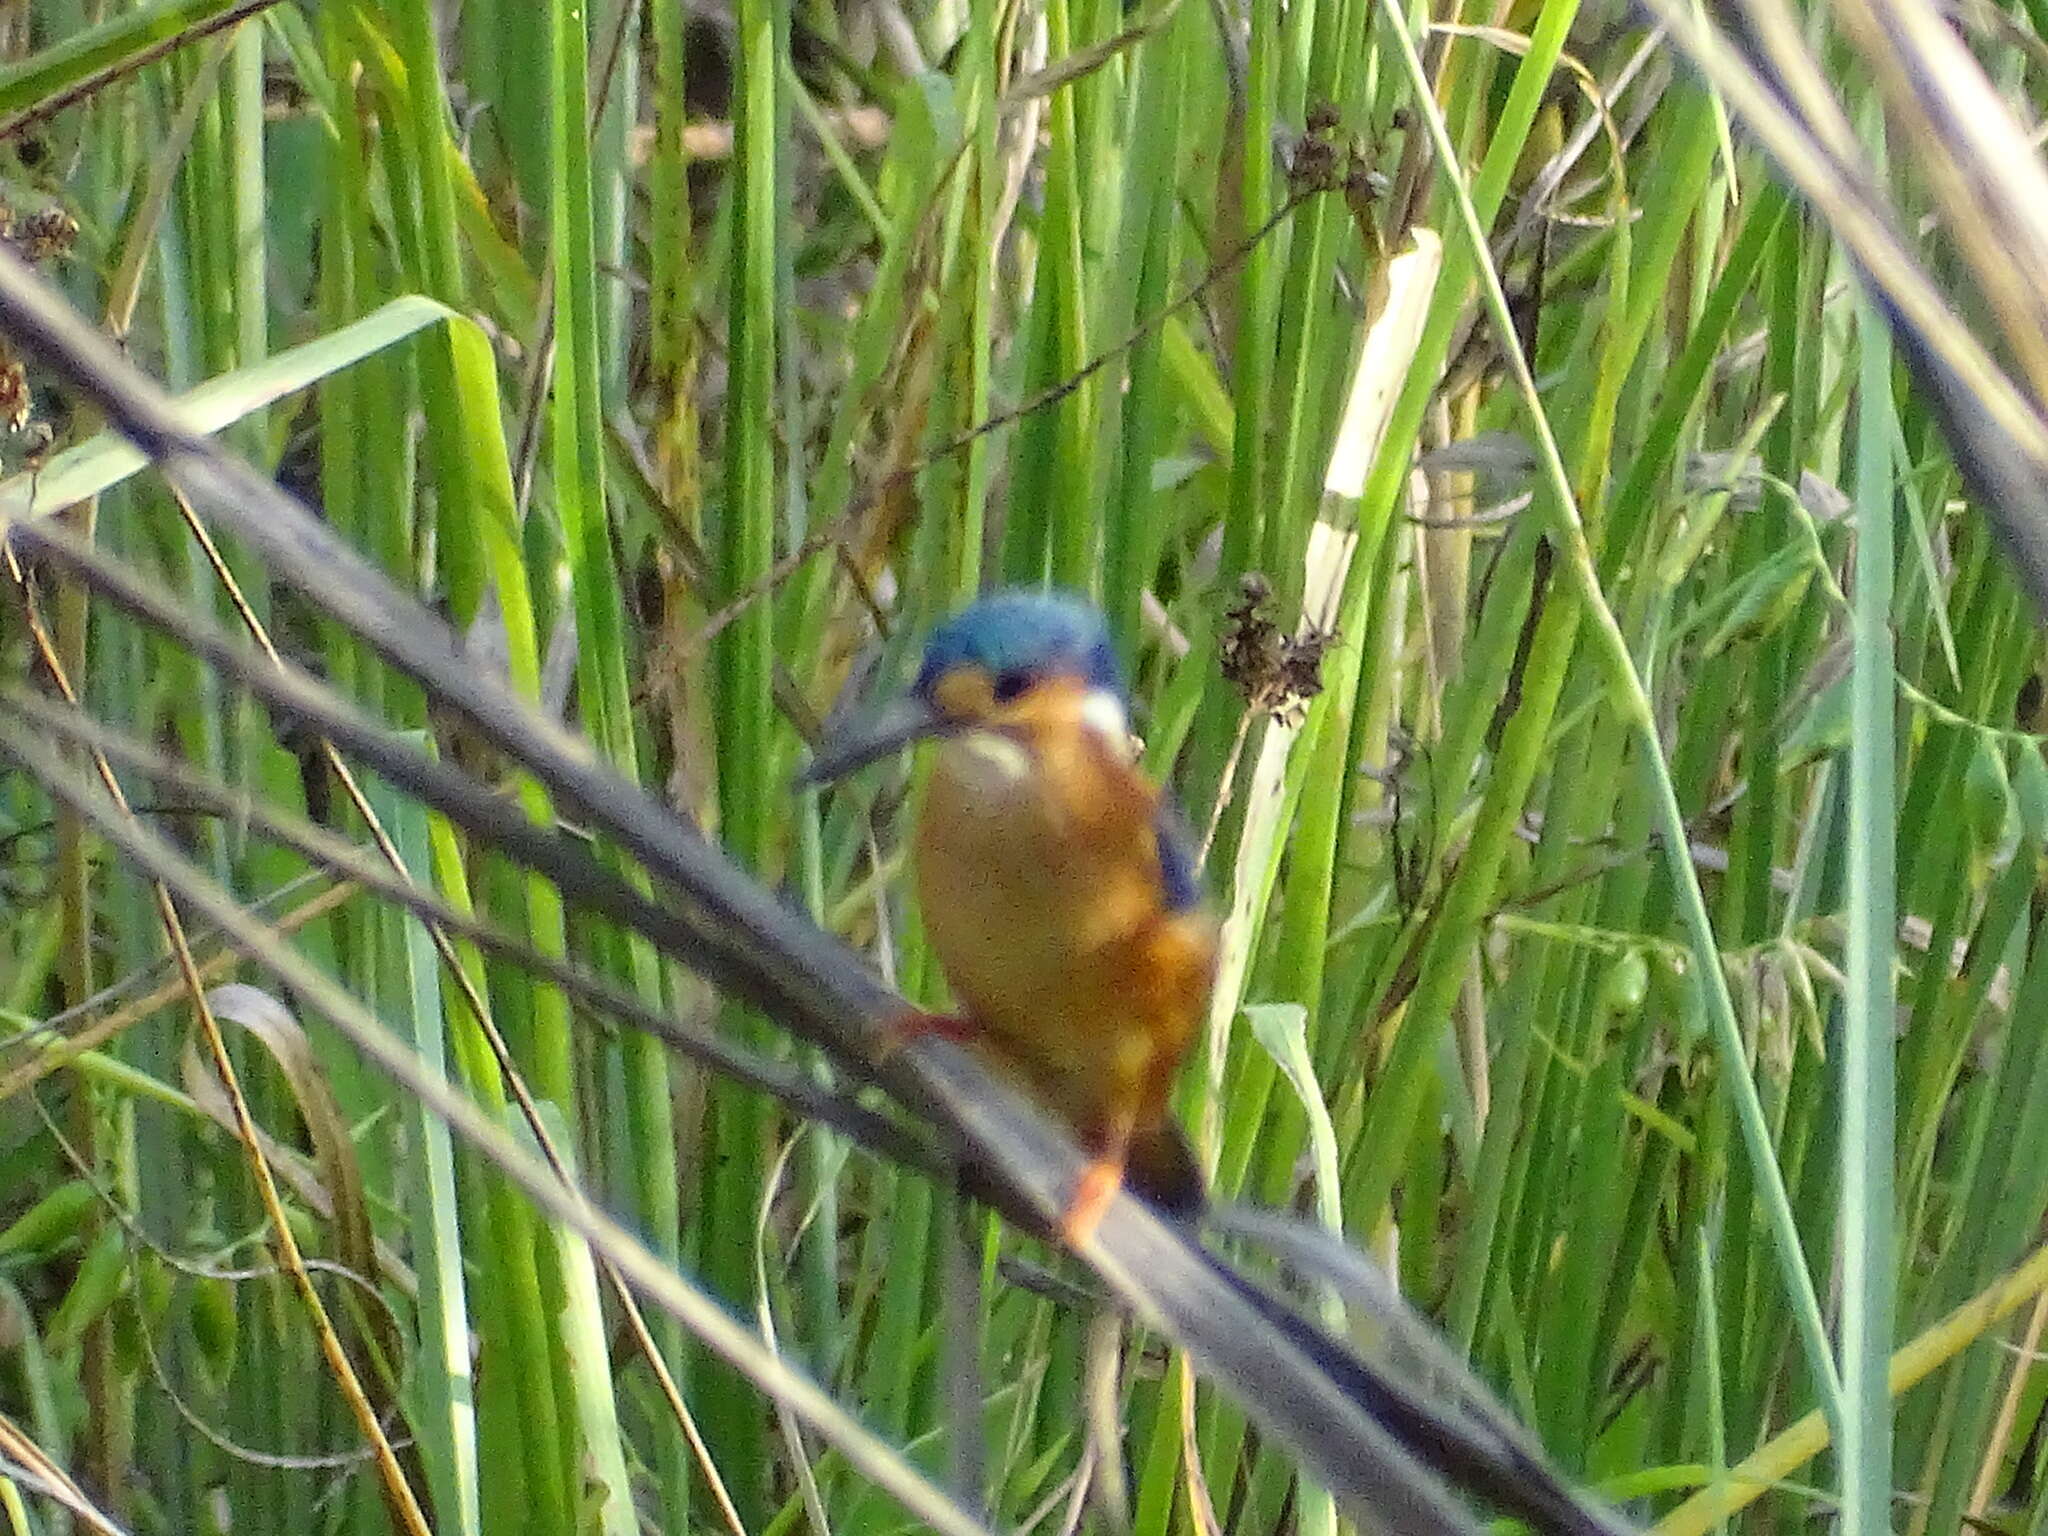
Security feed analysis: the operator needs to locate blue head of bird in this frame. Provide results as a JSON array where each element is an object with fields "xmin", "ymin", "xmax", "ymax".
[{"xmin": 798, "ymin": 590, "xmax": 1134, "ymax": 787}]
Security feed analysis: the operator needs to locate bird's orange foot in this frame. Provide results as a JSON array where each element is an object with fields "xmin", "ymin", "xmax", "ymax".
[
  {"xmin": 1057, "ymin": 1157, "xmax": 1127, "ymax": 1248},
  {"xmin": 873, "ymin": 1008, "xmax": 976, "ymax": 1063}
]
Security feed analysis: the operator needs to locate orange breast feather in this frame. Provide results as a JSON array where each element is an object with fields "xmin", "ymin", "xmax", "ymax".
[{"xmin": 911, "ymin": 682, "xmax": 1216, "ymax": 1161}]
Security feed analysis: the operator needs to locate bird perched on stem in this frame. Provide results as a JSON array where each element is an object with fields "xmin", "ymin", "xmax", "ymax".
[{"xmin": 800, "ymin": 590, "xmax": 1217, "ymax": 1246}]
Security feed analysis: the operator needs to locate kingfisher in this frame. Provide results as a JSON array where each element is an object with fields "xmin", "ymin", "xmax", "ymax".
[{"xmin": 801, "ymin": 590, "xmax": 1217, "ymax": 1245}]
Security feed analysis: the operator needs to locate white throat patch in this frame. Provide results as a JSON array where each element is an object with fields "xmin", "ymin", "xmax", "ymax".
[
  {"xmin": 945, "ymin": 730, "xmax": 1033, "ymax": 791},
  {"xmin": 1079, "ymin": 687, "xmax": 1136, "ymax": 761}
]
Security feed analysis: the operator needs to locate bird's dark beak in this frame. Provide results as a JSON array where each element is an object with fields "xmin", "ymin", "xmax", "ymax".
[{"xmin": 796, "ymin": 693, "xmax": 945, "ymax": 787}]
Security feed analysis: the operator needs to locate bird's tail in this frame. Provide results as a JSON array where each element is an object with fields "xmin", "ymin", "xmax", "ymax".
[{"xmin": 1127, "ymin": 1117, "xmax": 1206, "ymax": 1218}]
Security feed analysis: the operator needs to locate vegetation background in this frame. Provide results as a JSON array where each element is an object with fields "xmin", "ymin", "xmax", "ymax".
[{"xmin": 0, "ymin": 0, "xmax": 2045, "ymax": 1532}]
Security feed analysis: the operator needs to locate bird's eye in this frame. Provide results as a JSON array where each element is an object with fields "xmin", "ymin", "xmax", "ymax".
[{"xmin": 992, "ymin": 669, "xmax": 1032, "ymax": 703}]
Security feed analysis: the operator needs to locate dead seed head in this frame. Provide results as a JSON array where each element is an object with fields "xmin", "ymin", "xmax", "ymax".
[
  {"xmin": 1219, "ymin": 572, "xmax": 1338, "ymax": 727},
  {"xmin": 2, "ymin": 205, "xmax": 78, "ymax": 265}
]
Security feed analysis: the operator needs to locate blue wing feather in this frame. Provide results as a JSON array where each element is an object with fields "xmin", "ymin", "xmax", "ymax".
[{"xmin": 1153, "ymin": 795, "xmax": 1204, "ymax": 912}]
